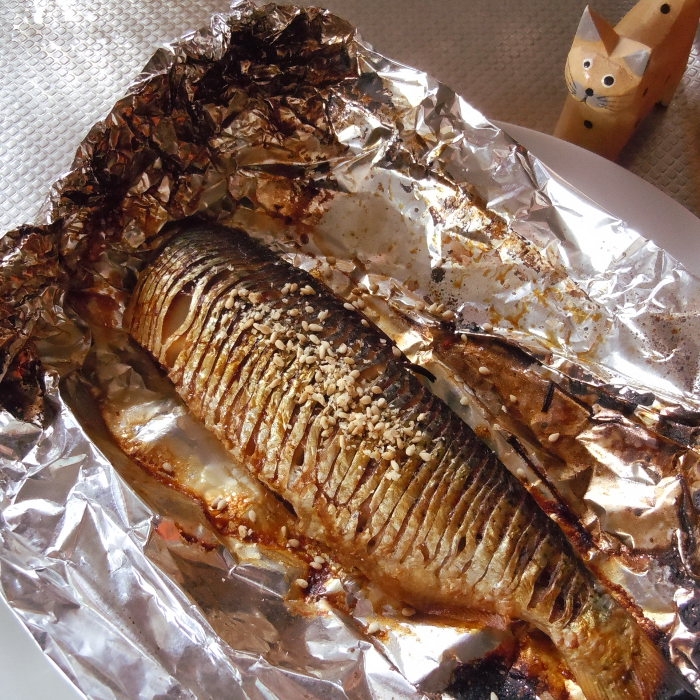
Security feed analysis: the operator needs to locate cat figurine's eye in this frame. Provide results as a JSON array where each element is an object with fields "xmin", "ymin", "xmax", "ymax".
[{"xmin": 554, "ymin": 0, "xmax": 700, "ymax": 160}]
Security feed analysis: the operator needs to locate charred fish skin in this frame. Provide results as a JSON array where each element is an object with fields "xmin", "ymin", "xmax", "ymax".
[{"xmin": 126, "ymin": 224, "xmax": 696, "ymax": 700}]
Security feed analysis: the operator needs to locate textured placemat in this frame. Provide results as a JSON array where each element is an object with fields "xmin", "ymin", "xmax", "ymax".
[{"xmin": 1, "ymin": 0, "xmax": 698, "ymax": 235}]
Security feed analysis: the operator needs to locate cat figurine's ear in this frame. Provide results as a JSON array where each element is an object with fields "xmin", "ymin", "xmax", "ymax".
[
  {"xmin": 621, "ymin": 42, "xmax": 652, "ymax": 76},
  {"xmin": 576, "ymin": 6, "xmax": 619, "ymax": 51}
]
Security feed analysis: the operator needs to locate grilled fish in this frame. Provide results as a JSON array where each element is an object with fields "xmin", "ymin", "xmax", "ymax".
[{"xmin": 125, "ymin": 223, "xmax": 694, "ymax": 700}]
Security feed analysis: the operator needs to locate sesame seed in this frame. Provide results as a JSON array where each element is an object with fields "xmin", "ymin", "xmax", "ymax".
[
  {"xmin": 361, "ymin": 319, "xmax": 369, "ymax": 327},
  {"xmin": 224, "ymin": 296, "xmax": 235, "ymax": 310},
  {"xmin": 295, "ymin": 578, "xmax": 309, "ymax": 589},
  {"xmin": 419, "ymin": 451, "xmax": 432, "ymax": 462},
  {"xmin": 459, "ymin": 396, "xmax": 469, "ymax": 406},
  {"xmin": 288, "ymin": 308, "xmax": 300, "ymax": 317},
  {"xmin": 308, "ymin": 323, "xmax": 323, "ymax": 333},
  {"xmin": 371, "ymin": 386, "xmax": 382, "ymax": 395},
  {"xmin": 318, "ymin": 309, "xmax": 330, "ymax": 322},
  {"xmin": 405, "ymin": 444, "xmax": 416, "ymax": 457},
  {"xmin": 548, "ymin": 432, "xmax": 560, "ymax": 443},
  {"xmin": 211, "ymin": 496, "xmax": 228, "ymax": 511},
  {"xmin": 289, "ymin": 283, "xmax": 299, "ymax": 293},
  {"xmin": 238, "ymin": 525, "xmax": 249, "ymax": 539},
  {"xmin": 275, "ymin": 339, "xmax": 287, "ymax": 351},
  {"xmin": 509, "ymin": 394, "xmax": 518, "ymax": 403},
  {"xmin": 248, "ymin": 291, "xmax": 262, "ymax": 304},
  {"xmin": 309, "ymin": 560, "xmax": 323, "ymax": 570},
  {"xmin": 161, "ymin": 461, "xmax": 174, "ymax": 474},
  {"xmin": 343, "ymin": 302, "xmax": 355, "ymax": 312},
  {"xmin": 300, "ymin": 285, "xmax": 315, "ymax": 296},
  {"xmin": 366, "ymin": 621, "xmax": 382, "ymax": 634},
  {"xmin": 478, "ymin": 366, "xmax": 491, "ymax": 376},
  {"xmin": 391, "ymin": 346, "xmax": 402, "ymax": 358},
  {"xmin": 238, "ymin": 288, "xmax": 249, "ymax": 298},
  {"xmin": 287, "ymin": 538, "xmax": 300, "ymax": 548},
  {"xmin": 247, "ymin": 509, "xmax": 257, "ymax": 522},
  {"xmin": 401, "ymin": 607, "xmax": 416, "ymax": 617}
]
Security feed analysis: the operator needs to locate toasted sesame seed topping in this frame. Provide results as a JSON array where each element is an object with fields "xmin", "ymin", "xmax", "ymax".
[
  {"xmin": 295, "ymin": 578, "xmax": 309, "ymax": 589},
  {"xmin": 343, "ymin": 302, "xmax": 355, "ymax": 312},
  {"xmin": 509, "ymin": 394, "xmax": 518, "ymax": 403},
  {"xmin": 238, "ymin": 525, "xmax": 249, "ymax": 539},
  {"xmin": 287, "ymin": 538, "xmax": 300, "ymax": 548},
  {"xmin": 401, "ymin": 607, "xmax": 416, "ymax": 617},
  {"xmin": 300, "ymin": 285, "xmax": 315, "ymax": 296},
  {"xmin": 548, "ymin": 432, "xmax": 560, "ymax": 443},
  {"xmin": 366, "ymin": 621, "xmax": 382, "ymax": 634},
  {"xmin": 478, "ymin": 366, "xmax": 491, "ymax": 376},
  {"xmin": 161, "ymin": 461, "xmax": 174, "ymax": 474}
]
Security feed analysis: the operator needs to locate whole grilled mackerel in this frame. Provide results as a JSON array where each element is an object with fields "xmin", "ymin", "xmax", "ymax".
[{"xmin": 125, "ymin": 224, "xmax": 693, "ymax": 700}]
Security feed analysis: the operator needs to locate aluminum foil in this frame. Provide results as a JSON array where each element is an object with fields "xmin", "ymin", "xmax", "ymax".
[{"xmin": 1, "ymin": 2, "xmax": 700, "ymax": 697}]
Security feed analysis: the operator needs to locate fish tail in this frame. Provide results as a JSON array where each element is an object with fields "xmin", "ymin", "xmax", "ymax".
[{"xmin": 555, "ymin": 603, "xmax": 697, "ymax": 700}]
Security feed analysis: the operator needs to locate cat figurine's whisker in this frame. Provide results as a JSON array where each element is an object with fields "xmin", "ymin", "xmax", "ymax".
[{"xmin": 554, "ymin": 0, "xmax": 700, "ymax": 160}]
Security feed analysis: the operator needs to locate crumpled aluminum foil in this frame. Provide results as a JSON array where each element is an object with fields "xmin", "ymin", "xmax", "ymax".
[{"xmin": 1, "ymin": 1, "xmax": 700, "ymax": 698}]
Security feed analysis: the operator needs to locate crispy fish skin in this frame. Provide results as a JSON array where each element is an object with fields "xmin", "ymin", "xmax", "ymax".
[{"xmin": 125, "ymin": 224, "xmax": 694, "ymax": 700}]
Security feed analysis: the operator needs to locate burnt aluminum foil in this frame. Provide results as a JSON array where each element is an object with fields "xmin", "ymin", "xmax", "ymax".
[{"xmin": 1, "ymin": 1, "xmax": 700, "ymax": 697}]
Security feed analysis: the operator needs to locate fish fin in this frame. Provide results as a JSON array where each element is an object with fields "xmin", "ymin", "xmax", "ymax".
[{"xmin": 565, "ymin": 629, "xmax": 698, "ymax": 700}]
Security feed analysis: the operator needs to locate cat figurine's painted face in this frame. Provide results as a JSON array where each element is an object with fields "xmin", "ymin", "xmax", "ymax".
[
  {"xmin": 564, "ymin": 14, "xmax": 650, "ymax": 117},
  {"xmin": 554, "ymin": 0, "xmax": 700, "ymax": 160}
]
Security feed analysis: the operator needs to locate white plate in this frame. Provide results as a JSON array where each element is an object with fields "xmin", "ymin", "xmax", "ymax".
[
  {"xmin": 496, "ymin": 122, "xmax": 700, "ymax": 277},
  {"xmin": 1, "ymin": 122, "xmax": 698, "ymax": 700},
  {"xmin": 0, "ymin": 595, "xmax": 83, "ymax": 699}
]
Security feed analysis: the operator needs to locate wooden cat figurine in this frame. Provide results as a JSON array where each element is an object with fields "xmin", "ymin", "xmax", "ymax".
[{"xmin": 554, "ymin": 0, "xmax": 700, "ymax": 160}]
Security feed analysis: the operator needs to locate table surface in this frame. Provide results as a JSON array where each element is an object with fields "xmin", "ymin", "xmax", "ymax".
[{"xmin": 0, "ymin": 0, "xmax": 698, "ymax": 236}]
